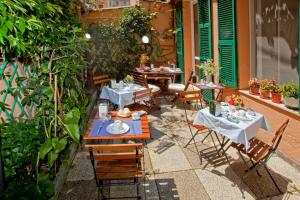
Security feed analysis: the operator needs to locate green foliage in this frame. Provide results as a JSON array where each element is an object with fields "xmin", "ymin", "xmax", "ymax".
[
  {"xmin": 0, "ymin": 119, "xmax": 51, "ymax": 200},
  {"xmin": 0, "ymin": 120, "xmax": 43, "ymax": 180},
  {"xmin": 0, "ymin": 0, "xmax": 88, "ymax": 198},
  {"xmin": 87, "ymin": 6, "xmax": 159, "ymax": 80},
  {"xmin": 282, "ymin": 83, "xmax": 299, "ymax": 98}
]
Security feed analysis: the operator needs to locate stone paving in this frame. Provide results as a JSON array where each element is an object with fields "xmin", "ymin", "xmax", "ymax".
[{"xmin": 58, "ymin": 98, "xmax": 300, "ymax": 200}]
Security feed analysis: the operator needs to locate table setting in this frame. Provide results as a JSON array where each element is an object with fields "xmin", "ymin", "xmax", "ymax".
[
  {"xmin": 193, "ymin": 97, "xmax": 271, "ymax": 150},
  {"xmin": 87, "ymin": 104, "xmax": 147, "ymax": 138}
]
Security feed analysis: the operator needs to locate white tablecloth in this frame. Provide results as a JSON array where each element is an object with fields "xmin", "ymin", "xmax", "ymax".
[
  {"xmin": 193, "ymin": 107, "xmax": 271, "ymax": 150},
  {"xmin": 100, "ymin": 84, "xmax": 148, "ymax": 108}
]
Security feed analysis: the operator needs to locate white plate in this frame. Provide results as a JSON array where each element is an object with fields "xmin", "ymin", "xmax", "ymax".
[
  {"xmin": 117, "ymin": 111, "xmax": 131, "ymax": 118},
  {"xmin": 106, "ymin": 123, "xmax": 130, "ymax": 135}
]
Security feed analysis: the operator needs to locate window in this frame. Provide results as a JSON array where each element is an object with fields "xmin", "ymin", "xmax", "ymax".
[
  {"xmin": 109, "ymin": 0, "xmax": 130, "ymax": 8},
  {"xmin": 252, "ymin": 0, "xmax": 299, "ymax": 84},
  {"xmin": 84, "ymin": 0, "xmax": 134, "ymax": 11}
]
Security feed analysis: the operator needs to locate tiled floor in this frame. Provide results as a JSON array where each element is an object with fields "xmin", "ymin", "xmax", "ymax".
[{"xmin": 58, "ymin": 98, "xmax": 300, "ymax": 200}]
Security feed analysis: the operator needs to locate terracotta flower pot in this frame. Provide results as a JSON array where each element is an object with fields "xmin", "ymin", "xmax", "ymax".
[
  {"xmin": 271, "ymin": 92, "xmax": 282, "ymax": 103},
  {"xmin": 259, "ymin": 89, "xmax": 271, "ymax": 99},
  {"xmin": 249, "ymin": 87, "xmax": 260, "ymax": 95}
]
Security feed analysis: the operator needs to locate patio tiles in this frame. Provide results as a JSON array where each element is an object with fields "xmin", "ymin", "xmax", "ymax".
[
  {"xmin": 66, "ymin": 151, "xmax": 94, "ymax": 181},
  {"xmin": 154, "ymin": 170, "xmax": 210, "ymax": 200},
  {"xmin": 146, "ymin": 135, "xmax": 192, "ymax": 173},
  {"xmin": 195, "ymin": 165, "xmax": 256, "ymax": 200}
]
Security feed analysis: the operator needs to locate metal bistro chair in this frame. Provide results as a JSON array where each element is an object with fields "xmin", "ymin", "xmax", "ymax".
[
  {"xmin": 173, "ymin": 89, "xmax": 212, "ymax": 164},
  {"xmin": 85, "ymin": 143, "xmax": 144, "ymax": 200},
  {"xmin": 127, "ymin": 88, "xmax": 152, "ymax": 112},
  {"xmin": 231, "ymin": 119, "xmax": 289, "ymax": 194},
  {"xmin": 169, "ymin": 70, "xmax": 200, "ymax": 108}
]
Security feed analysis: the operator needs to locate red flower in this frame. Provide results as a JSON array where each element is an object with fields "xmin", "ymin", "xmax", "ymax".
[{"xmin": 228, "ymin": 98, "xmax": 235, "ymax": 105}]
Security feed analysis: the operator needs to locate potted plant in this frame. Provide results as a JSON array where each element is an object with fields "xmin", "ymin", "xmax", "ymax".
[
  {"xmin": 140, "ymin": 54, "xmax": 150, "ymax": 69},
  {"xmin": 248, "ymin": 78, "xmax": 260, "ymax": 95},
  {"xmin": 123, "ymin": 75, "xmax": 134, "ymax": 83},
  {"xmin": 271, "ymin": 84, "xmax": 283, "ymax": 104},
  {"xmin": 282, "ymin": 82, "xmax": 299, "ymax": 109},
  {"xmin": 259, "ymin": 79, "xmax": 275, "ymax": 99},
  {"xmin": 228, "ymin": 94, "xmax": 244, "ymax": 109},
  {"xmin": 198, "ymin": 59, "xmax": 218, "ymax": 83}
]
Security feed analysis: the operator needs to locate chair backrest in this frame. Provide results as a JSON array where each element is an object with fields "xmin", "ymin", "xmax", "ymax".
[
  {"xmin": 175, "ymin": 90, "xmax": 203, "ymax": 122},
  {"xmin": 270, "ymin": 119, "xmax": 289, "ymax": 151},
  {"xmin": 133, "ymin": 88, "xmax": 152, "ymax": 104},
  {"xmin": 93, "ymin": 74, "xmax": 110, "ymax": 86},
  {"xmin": 183, "ymin": 70, "xmax": 194, "ymax": 91},
  {"xmin": 85, "ymin": 143, "xmax": 143, "ymax": 161},
  {"xmin": 132, "ymin": 71, "xmax": 148, "ymax": 89}
]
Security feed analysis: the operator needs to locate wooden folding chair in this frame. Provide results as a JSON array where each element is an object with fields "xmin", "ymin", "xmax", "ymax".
[
  {"xmin": 93, "ymin": 74, "xmax": 110, "ymax": 88},
  {"xmin": 231, "ymin": 119, "xmax": 289, "ymax": 194},
  {"xmin": 173, "ymin": 89, "xmax": 211, "ymax": 164},
  {"xmin": 132, "ymin": 71, "xmax": 161, "ymax": 109},
  {"xmin": 85, "ymin": 143, "xmax": 144, "ymax": 200},
  {"xmin": 127, "ymin": 88, "xmax": 152, "ymax": 112}
]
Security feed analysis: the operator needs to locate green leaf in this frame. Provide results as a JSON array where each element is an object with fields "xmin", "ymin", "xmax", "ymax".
[
  {"xmin": 64, "ymin": 108, "xmax": 80, "ymax": 124},
  {"xmin": 39, "ymin": 139, "xmax": 52, "ymax": 159},
  {"xmin": 64, "ymin": 123, "xmax": 80, "ymax": 144},
  {"xmin": 18, "ymin": 18, "xmax": 26, "ymax": 33},
  {"xmin": 42, "ymin": 87, "xmax": 53, "ymax": 100},
  {"xmin": 41, "ymin": 65, "xmax": 50, "ymax": 74},
  {"xmin": 47, "ymin": 150, "xmax": 58, "ymax": 168},
  {"xmin": 52, "ymin": 137, "xmax": 67, "ymax": 153},
  {"xmin": 37, "ymin": 173, "xmax": 54, "ymax": 198}
]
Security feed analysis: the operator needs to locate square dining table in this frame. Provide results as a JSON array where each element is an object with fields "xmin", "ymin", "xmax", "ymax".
[
  {"xmin": 193, "ymin": 106, "xmax": 271, "ymax": 150},
  {"xmin": 83, "ymin": 111, "xmax": 150, "ymax": 141},
  {"xmin": 100, "ymin": 83, "xmax": 148, "ymax": 109}
]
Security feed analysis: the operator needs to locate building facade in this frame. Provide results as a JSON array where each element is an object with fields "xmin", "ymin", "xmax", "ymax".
[{"xmin": 176, "ymin": 0, "xmax": 300, "ymax": 166}]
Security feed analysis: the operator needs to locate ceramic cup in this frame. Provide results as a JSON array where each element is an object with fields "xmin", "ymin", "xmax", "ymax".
[
  {"xmin": 113, "ymin": 120, "xmax": 123, "ymax": 131},
  {"xmin": 131, "ymin": 112, "xmax": 140, "ymax": 120}
]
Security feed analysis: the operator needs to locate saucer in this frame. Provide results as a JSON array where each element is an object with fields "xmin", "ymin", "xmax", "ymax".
[{"xmin": 106, "ymin": 122, "xmax": 129, "ymax": 135}]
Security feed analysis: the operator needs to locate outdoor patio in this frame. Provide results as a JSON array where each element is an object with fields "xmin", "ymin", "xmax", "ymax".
[{"xmin": 58, "ymin": 97, "xmax": 300, "ymax": 200}]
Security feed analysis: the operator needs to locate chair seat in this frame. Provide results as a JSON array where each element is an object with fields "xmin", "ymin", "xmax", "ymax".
[
  {"xmin": 148, "ymin": 84, "xmax": 161, "ymax": 94},
  {"xmin": 187, "ymin": 119, "xmax": 207, "ymax": 131},
  {"xmin": 231, "ymin": 138, "xmax": 270, "ymax": 162},
  {"xmin": 96, "ymin": 159, "xmax": 143, "ymax": 180},
  {"xmin": 168, "ymin": 83, "xmax": 200, "ymax": 92}
]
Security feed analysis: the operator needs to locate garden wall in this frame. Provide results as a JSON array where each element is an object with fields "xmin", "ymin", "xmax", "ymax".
[{"xmin": 80, "ymin": 2, "xmax": 176, "ymax": 64}]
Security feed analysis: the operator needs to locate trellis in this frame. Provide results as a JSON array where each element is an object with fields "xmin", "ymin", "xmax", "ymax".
[{"xmin": 0, "ymin": 60, "xmax": 35, "ymax": 122}]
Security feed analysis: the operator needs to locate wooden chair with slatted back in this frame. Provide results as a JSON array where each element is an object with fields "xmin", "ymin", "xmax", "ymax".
[
  {"xmin": 85, "ymin": 143, "xmax": 144, "ymax": 200},
  {"xmin": 127, "ymin": 88, "xmax": 152, "ymax": 112},
  {"xmin": 93, "ymin": 74, "xmax": 110, "ymax": 88},
  {"xmin": 173, "ymin": 89, "xmax": 210, "ymax": 164},
  {"xmin": 231, "ymin": 119, "xmax": 289, "ymax": 194},
  {"xmin": 132, "ymin": 71, "xmax": 161, "ymax": 109}
]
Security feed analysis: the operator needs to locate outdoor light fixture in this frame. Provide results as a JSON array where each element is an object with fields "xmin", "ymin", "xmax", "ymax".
[
  {"xmin": 85, "ymin": 33, "xmax": 91, "ymax": 40},
  {"xmin": 142, "ymin": 35, "xmax": 149, "ymax": 44}
]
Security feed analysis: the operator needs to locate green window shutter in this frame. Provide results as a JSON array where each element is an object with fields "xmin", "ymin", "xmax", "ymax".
[
  {"xmin": 198, "ymin": 0, "xmax": 213, "ymax": 101},
  {"xmin": 218, "ymin": 0, "xmax": 237, "ymax": 88},
  {"xmin": 175, "ymin": 2, "xmax": 184, "ymax": 82}
]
